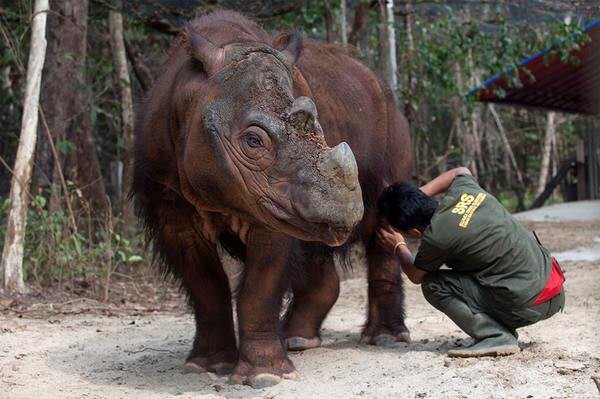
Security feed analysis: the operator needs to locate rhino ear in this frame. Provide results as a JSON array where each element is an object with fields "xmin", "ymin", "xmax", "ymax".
[
  {"xmin": 277, "ymin": 31, "xmax": 303, "ymax": 65},
  {"xmin": 182, "ymin": 23, "xmax": 224, "ymax": 76}
]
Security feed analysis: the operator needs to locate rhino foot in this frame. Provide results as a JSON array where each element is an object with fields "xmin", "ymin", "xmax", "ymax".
[
  {"xmin": 230, "ymin": 371, "xmax": 298, "ymax": 388},
  {"xmin": 360, "ymin": 331, "xmax": 411, "ymax": 347},
  {"xmin": 229, "ymin": 359, "xmax": 298, "ymax": 388},
  {"xmin": 185, "ymin": 360, "xmax": 236, "ymax": 375},
  {"xmin": 184, "ymin": 350, "xmax": 238, "ymax": 375},
  {"xmin": 285, "ymin": 336, "xmax": 321, "ymax": 351}
]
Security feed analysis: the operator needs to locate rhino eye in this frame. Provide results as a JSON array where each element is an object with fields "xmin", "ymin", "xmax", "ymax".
[
  {"xmin": 237, "ymin": 125, "xmax": 274, "ymax": 168},
  {"xmin": 245, "ymin": 133, "xmax": 263, "ymax": 148}
]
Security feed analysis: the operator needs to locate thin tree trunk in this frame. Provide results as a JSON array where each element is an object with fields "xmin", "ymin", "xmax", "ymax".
[
  {"xmin": 386, "ymin": 0, "xmax": 397, "ymax": 91},
  {"xmin": 551, "ymin": 118, "xmax": 561, "ymax": 177},
  {"xmin": 348, "ymin": 0, "xmax": 375, "ymax": 48},
  {"xmin": 124, "ymin": 36, "xmax": 152, "ymax": 92},
  {"xmin": 377, "ymin": 2, "xmax": 389, "ymax": 80},
  {"xmin": 452, "ymin": 63, "xmax": 478, "ymax": 178},
  {"xmin": 471, "ymin": 105, "xmax": 484, "ymax": 178},
  {"xmin": 480, "ymin": 107, "xmax": 494, "ymax": 190},
  {"xmin": 377, "ymin": 0, "xmax": 397, "ymax": 91},
  {"xmin": 401, "ymin": 0, "xmax": 415, "ymax": 123},
  {"xmin": 340, "ymin": 0, "xmax": 348, "ymax": 45},
  {"xmin": 1, "ymin": 0, "xmax": 49, "ymax": 294},
  {"xmin": 537, "ymin": 111, "xmax": 556, "ymax": 194},
  {"xmin": 454, "ymin": 106, "xmax": 478, "ymax": 177},
  {"xmin": 456, "ymin": 9, "xmax": 483, "ymax": 182},
  {"xmin": 2, "ymin": 66, "xmax": 14, "ymax": 115},
  {"xmin": 466, "ymin": 42, "xmax": 485, "ymax": 182},
  {"xmin": 108, "ymin": 7, "xmax": 135, "ymax": 226},
  {"xmin": 468, "ymin": 103, "xmax": 484, "ymax": 183},
  {"xmin": 324, "ymin": 0, "xmax": 335, "ymax": 43},
  {"xmin": 489, "ymin": 104, "xmax": 523, "ymax": 185}
]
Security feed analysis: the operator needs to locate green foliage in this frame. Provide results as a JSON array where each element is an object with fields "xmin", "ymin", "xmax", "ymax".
[
  {"xmin": 393, "ymin": 5, "xmax": 591, "ymax": 209},
  {"xmin": 0, "ymin": 193, "xmax": 145, "ymax": 286},
  {"xmin": 400, "ymin": 7, "xmax": 588, "ymax": 109},
  {"xmin": 262, "ymin": 0, "xmax": 332, "ymax": 36},
  {"xmin": 544, "ymin": 22, "xmax": 591, "ymax": 65}
]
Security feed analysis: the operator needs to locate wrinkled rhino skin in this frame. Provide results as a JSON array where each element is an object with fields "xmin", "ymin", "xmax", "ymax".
[{"xmin": 133, "ymin": 10, "xmax": 411, "ymax": 387}]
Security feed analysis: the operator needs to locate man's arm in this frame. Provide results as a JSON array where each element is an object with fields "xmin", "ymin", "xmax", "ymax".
[
  {"xmin": 419, "ymin": 167, "xmax": 472, "ymax": 197},
  {"xmin": 376, "ymin": 225, "xmax": 428, "ymax": 284},
  {"xmin": 395, "ymin": 244, "xmax": 428, "ymax": 284}
]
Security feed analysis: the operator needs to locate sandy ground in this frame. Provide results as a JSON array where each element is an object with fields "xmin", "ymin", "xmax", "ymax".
[
  {"xmin": 1, "ymin": 205, "xmax": 600, "ymax": 399},
  {"xmin": 515, "ymin": 200, "xmax": 600, "ymax": 223}
]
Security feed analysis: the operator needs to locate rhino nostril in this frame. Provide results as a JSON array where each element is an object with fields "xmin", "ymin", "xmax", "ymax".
[
  {"xmin": 333, "ymin": 224, "xmax": 352, "ymax": 234},
  {"xmin": 287, "ymin": 96, "xmax": 318, "ymax": 121}
]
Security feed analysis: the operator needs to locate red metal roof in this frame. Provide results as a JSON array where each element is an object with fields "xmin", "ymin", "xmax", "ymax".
[{"xmin": 474, "ymin": 20, "xmax": 600, "ymax": 115}]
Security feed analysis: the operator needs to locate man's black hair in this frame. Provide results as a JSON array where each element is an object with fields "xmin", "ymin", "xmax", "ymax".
[{"xmin": 377, "ymin": 182, "xmax": 438, "ymax": 231}]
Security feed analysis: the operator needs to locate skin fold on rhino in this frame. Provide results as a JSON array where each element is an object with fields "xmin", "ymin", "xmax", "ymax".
[{"xmin": 132, "ymin": 10, "xmax": 412, "ymax": 388}]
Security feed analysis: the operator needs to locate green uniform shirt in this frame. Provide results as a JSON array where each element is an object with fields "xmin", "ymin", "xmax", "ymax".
[{"xmin": 414, "ymin": 174, "xmax": 552, "ymax": 307}]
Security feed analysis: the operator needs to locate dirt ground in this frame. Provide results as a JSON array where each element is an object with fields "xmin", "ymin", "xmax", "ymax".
[{"xmin": 1, "ymin": 212, "xmax": 599, "ymax": 398}]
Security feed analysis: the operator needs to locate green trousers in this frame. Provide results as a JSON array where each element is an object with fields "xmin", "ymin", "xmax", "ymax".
[{"xmin": 421, "ymin": 270, "xmax": 565, "ymax": 332}]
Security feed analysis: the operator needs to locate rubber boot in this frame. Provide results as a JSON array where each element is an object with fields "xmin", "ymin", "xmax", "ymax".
[{"xmin": 443, "ymin": 299, "xmax": 519, "ymax": 358}]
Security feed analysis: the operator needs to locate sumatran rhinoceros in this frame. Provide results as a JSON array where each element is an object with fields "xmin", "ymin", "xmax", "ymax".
[{"xmin": 133, "ymin": 10, "xmax": 412, "ymax": 388}]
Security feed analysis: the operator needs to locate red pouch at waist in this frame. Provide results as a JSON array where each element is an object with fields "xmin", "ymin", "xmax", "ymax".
[{"xmin": 532, "ymin": 257, "xmax": 565, "ymax": 306}]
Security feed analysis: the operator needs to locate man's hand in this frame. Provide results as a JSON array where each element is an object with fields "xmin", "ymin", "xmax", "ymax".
[
  {"xmin": 376, "ymin": 221, "xmax": 428, "ymax": 285},
  {"xmin": 376, "ymin": 222, "xmax": 406, "ymax": 255},
  {"xmin": 419, "ymin": 166, "xmax": 472, "ymax": 197}
]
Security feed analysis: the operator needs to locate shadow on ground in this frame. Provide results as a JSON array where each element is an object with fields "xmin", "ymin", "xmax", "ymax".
[{"xmin": 46, "ymin": 324, "xmax": 446, "ymax": 398}]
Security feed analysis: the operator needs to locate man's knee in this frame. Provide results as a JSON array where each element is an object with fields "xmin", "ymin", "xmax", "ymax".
[
  {"xmin": 421, "ymin": 272, "xmax": 439, "ymax": 295},
  {"xmin": 421, "ymin": 272, "xmax": 450, "ymax": 310}
]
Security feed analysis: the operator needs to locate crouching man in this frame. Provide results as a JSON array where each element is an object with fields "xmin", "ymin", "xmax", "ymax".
[{"xmin": 376, "ymin": 167, "xmax": 565, "ymax": 357}]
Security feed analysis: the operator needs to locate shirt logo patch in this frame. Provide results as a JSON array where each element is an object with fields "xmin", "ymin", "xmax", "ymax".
[{"xmin": 452, "ymin": 192, "xmax": 487, "ymax": 228}]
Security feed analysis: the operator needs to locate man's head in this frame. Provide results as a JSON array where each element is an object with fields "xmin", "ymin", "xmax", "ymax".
[{"xmin": 377, "ymin": 182, "xmax": 438, "ymax": 239}]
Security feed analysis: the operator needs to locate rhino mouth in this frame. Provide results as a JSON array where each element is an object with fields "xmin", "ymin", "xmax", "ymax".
[{"xmin": 258, "ymin": 198, "xmax": 352, "ymax": 246}]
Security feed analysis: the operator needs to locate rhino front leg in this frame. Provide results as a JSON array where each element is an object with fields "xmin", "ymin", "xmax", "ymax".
[
  {"xmin": 184, "ymin": 245, "xmax": 239, "ymax": 375},
  {"xmin": 284, "ymin": 243, "xmax": 339, "ymax": 351},
  {"xmin": 361, "ymin": 237, "xmax": 411, "ymax": 346},
  {"xmin": 231, "ymin": 227, "xmax": 297, "ymax": 388},
  {"xmin": 152, "ymin": 201, "xmax": 238, "ymax": 374}
]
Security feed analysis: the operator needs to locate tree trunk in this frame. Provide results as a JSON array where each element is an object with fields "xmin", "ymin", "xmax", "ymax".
[
  {"xmin": 348, "ymin": 0, "xmax": 375, "ymax": 48},
  {"xmin": 452, "ymin": 63, "xmax": 478, "ymax": 178},
  {"xmin": 471, "ymin": 105, "xmax": 484, "ymax": 179},
  {"xmin": 1, "ymin": 0, "xmax": 49, "ymax": 294},
  {"xmin": 324, "ymin": 0, "xmax": 335, "ymax": 43},
  {"xmin": 108, "ymin": 7, "xmax": 135, "ymax": 226},
  {"xmin": 124, "ymin": 37, "xmax": 153, "ymax": 92},
  {"xmin": 43, "ymin": 0, "xmax": 108, "ymax": 217},
  {"xmin": 452, "ymin": 8, "xmax": 483, "ymax": 181},
  {"xmin": 551, "ymin": 117, "xmax": 561, "ymax": 178},
  {"xmin": 465, "ymin": 40, "xmax": 485, "ymax": 182},
  {"xmin": 377, "ymin": 0, "xmax": 397, "ymax": 91},
  {"xmin": 401, "ymin": 0, "xmax": 415, "ymax": 123},
  {"xmin": 340, "ymin": 0, "xmax": 348, "ymax": 45},
  {"xmin": 489, "ymin": 104, "xmax": 523, "ymax": 186},
  {"xmin": 537, "ymin": 111, "xmax": 556, "ymax": 194}
]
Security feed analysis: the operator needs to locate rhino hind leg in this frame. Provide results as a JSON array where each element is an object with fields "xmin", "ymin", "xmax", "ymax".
[
  {"xmin": 361, "ymin": 238, "xmax": 411, "ymax": 346},
  {"xmin": 148, "ymin": 200, "xmax": 238, "ymax": 374},
  {"xmin": 283, "ymin": 244, "xmax": 339, "ymax": 351}
]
